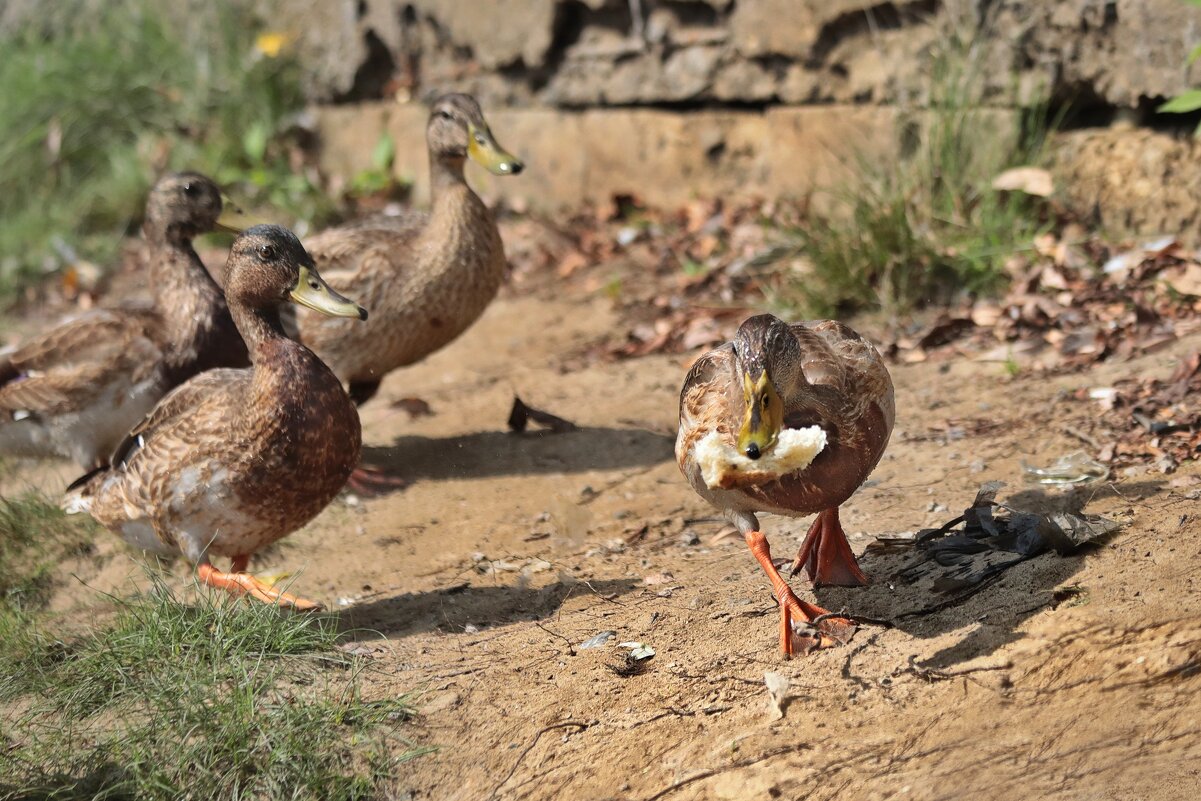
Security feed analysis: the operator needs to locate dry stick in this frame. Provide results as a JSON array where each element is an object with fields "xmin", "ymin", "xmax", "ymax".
[
  {"xmin": 534, "ymin": 621, "xmax": 576, "ymax": 656},
  {"xmin": 640, "ymin": 745, "xmax": 805, "ymax": 801},
  {"xmin": 488, "ymin": 720, "xmax": 590, "ymax": 801}
]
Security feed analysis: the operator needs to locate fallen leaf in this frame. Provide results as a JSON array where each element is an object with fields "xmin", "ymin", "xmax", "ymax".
[
  {"xmin": 992, "ymin": 166, "xmax": 1054, "ymax": 197},
  {"xmin": 764, "ymin": 671, "xmax": 791, "ymax": 719}
]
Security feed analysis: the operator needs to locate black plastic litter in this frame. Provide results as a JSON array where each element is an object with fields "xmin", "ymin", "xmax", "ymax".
[{"xmin": 899, "ymin": 482, "xmax": 1121, "ymax": 596}]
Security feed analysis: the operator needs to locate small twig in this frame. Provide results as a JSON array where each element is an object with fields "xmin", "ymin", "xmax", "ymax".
[
  {"xmin": 900, "ymin": 655, "xmax": 1012, "ymax": 683},
  {"xmin": 488, "ymin": 720, "xmax": 590, "ymax": 800},
  {"xmin": 640, "ymin": 745, "xmax": 803, "ymax": 801},
  {"xmin": 534, "ymin": 622, "xmax": 576, "ymax": 656},
  {"xmin": 631, "ymin": 707, "xmax": 697, "ymax": 727},
  {"xmin": 1061, "ymin": 425, "xmax": 1100, "ymax": 449}
]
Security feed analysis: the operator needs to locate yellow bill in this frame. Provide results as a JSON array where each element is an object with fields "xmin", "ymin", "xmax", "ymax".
[
  {"xmin": 289, "ymin": 265, "xmax": 368, "ymax": 320},
  {"xmin": 467, "ymin": 123, "xmax": 524, "ymax": 176},
  {"xmin": 215, "ymin": 194, "xmax": 270, "ymax": 234},
  {"xmin": 736, "ymin": 371, "xmax": 784, "ymax": 460}
]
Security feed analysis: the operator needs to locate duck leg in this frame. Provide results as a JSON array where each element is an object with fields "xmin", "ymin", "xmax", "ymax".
[
  {"xmin": 744, "ymin": 529, "xmax": 855, "ymax": 657},
  {"xmin": 342, "ymin": 379, "xmax": 412, "ymax": 496},
  {"xmin": 198, "ymin": 556, "xmax": 324, "ymax": 611},
  {"xmin": 790, "ymin": 507, "xmax": 868, "ymax": 587},
  {"xmin": 345, "ymin": 463, "xmax": 409, "ymax": 496}
]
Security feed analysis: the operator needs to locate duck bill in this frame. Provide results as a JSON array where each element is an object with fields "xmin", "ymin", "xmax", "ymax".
[
  {"xmin": 214, "ymin": 194, "xmax": 268, "ymax": 234},
  {"xmin": 736, "ymin": 371, "xmax": 783, "ymax": 460},
  {"xmin": 467, "ymin": 123, "xmax": 524, "ymax": 176},
  {"xmin": 289, "ymin": 266, "xmax": 368, "ymax": 321}
]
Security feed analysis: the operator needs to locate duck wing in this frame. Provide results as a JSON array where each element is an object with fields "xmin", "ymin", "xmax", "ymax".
[{"xmin": 0, "ymin": 310, "xmax": 161, "ymax": 419}]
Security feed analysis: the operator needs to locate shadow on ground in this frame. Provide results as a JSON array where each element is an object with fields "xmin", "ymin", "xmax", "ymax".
[
  {"xmin": 339, "ymin": 577, "xmax": 641, "ymax": 639},
  {"xmin": 815, "ymin": 480, "xmax": 1165, "ymax": 670},
  {"xmin": 362, "ymin": 427, "xmax": 675, "ymax": 484}
]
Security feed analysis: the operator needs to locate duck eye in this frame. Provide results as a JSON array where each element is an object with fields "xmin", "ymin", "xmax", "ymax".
[
  {"xmin": 474, "ymin": 133, "xmax": 486, "ymax": 144},
  {"xmin": 762, "ymin": 395, "xmax": 770, "ymax": 409},
  {"xmin": 437, "ymin": 110, "xmax": 453, "ymax": 121},
  {"xmin": 258, "ymin": 244, "xmax": 277, "ymax": 261},
  {"xmin": 183, "ymin": 182, "xmax": 199, "ymax": 197},
  {"xmin": 309, "ymin": 279, "xmax": 320, "ymax": 290}
]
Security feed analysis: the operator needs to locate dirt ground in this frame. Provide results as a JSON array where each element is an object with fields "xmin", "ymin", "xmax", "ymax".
[{"xmin": 5, "ymin": 248, "xmax": 1201, "ymax": 801}]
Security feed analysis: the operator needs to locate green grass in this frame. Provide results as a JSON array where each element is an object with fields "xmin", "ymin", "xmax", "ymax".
[
  {"xmin": 0, "ymin": 0, "xmax": 336, "ymax": 305},
  {"xmin": 0, "ymin": 582, "xmax": 426, "ymax": 800},
  {"xmin": 0, "ymin": 492, "xmax": 98, "ymax": 610},
  {"xmin": 775, "ymin": 32, "xmax": 1052, "ymax": 318}
]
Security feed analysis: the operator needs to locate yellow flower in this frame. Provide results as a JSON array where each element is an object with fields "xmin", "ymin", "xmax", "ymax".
[{"xmin": 254, "ymin": 31, "xmax": 292, "ymax": 58}]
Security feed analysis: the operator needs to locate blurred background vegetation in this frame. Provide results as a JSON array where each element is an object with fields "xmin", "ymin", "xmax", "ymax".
[{"xmin": 0, "ymin": 0, "xmax": 335, "ymax": 304}]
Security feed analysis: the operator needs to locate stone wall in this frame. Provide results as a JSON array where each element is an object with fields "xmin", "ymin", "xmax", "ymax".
[
  {"xmin": 279, "ymin": 0, "xmax": 1201, "ymax": 111},
  {"xmin": 282, "ymin": 0, "xmax": 1201, "ymax": 235}
]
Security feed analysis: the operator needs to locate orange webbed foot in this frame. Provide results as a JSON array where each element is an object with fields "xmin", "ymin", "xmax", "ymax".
[
  {"xmin": 198, "ymin": 561, "xmax": 324, "ymax": 612},
  {"xmin": 744, "ymin": 528, "xmax": 857, "ymax": 658},
  {"xmin": 790, "ymin": 507, "xmax": 869, "ymax": 587}
]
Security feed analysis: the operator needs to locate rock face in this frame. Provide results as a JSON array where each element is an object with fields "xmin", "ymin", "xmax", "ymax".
[{"xmin": 267, "ymin": 0, "xmax": 1201, "ymax": 112}]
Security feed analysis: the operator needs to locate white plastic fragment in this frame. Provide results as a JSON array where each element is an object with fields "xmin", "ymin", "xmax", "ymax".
[
  {"xmin": 618, "ymin": 641, "xmax": 656, "ymax": 660},
  {"xmin": 579, "ymin": 631, "xmax": 616, "ymax": 650}
]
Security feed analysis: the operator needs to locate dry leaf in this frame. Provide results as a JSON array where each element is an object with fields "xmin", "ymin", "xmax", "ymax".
[{"xmin": 992, "ymin": 166, "xmax": 1053, "ymax": 197}]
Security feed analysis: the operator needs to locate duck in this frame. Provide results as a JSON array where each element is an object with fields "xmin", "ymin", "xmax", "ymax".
[
  {"xmin": 0, "ymin": 172, "xmax": 250, "ymax": 470},
  {"xmin": 64, "ymin": 225, "xmax": 366, "ymax": 610},
  {"xmin": 286, "ymin": 93, "xmax": 523, "ymax": 493},
  {"xmin": 675, "ymin": 313, "xmax": 895, "ymax": 657}
]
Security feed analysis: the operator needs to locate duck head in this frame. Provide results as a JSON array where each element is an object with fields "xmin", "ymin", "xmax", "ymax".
[
  {"xmin": 427, "ymin": 93, "xmax": 524, "ymax": 176},
  {"xmin": 225, "ymin": 225, "xmax": 367, "ymax": 320}
]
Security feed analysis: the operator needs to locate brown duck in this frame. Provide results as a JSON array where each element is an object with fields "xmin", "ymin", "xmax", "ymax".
[
  {"xmin": 0, "ymin": 173, "xmax": 249, "ymax": 469},
  {"xmin": 65, "ymin": 225, "xmax": 366, "ymax": 610},
  {"xmin": 676, "ymin": 313, "xmax": 894, "ymax": 656},
  {"xmin": 287, "ymin": 93, "xmax": 522, "ymax": 492}
]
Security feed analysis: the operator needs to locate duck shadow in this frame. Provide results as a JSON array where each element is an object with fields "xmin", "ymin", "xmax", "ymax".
[
  {"xmin": 362, "ymin": 426, "xmax": 675, "ymax": 483},
  {"xmin": 338, "ymin": 577, "xmax": 640, "ymax": 640},
  {"xmin": 813, "ymin": 480, "xmax": 1165, "ymax": 670}
]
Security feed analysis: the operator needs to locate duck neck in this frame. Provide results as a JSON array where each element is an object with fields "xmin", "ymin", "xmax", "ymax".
[
  {"xmin": 146, "ymin": 228, "xmax": 227, "ymax": 341},
  {"xmin": 230, "ymin": 302, "xmax": 290, "ymax": 364},
  {"xmin": 429, "ymin": 153, "xmax": 472, "ymax": 204}
]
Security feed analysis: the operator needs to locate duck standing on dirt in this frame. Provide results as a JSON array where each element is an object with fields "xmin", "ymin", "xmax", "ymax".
[
  {"xmin": 0, "ymin": 173, "xmax": 249, "ymax": 470},
  {"xmin": 64, "ymin": 226, "xmax": 366, "ymax": 610},
  {"xmin": 287, "ymin": 93, "xmax": 523, "ymax": 493},
  {"xmin": 676, "ymin": 314, "xmax": 895, "ymax": 656}
]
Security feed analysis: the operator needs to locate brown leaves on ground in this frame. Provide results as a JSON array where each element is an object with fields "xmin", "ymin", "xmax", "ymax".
[
  {"xmin": 502, "ymin": 195, "xmax": 806, "ymax": 361},
  {"xmin": 1075, "ymin": 349, "xmax": 1201, "ymax": 474},
  {"xmin": 501, "ymin": 195, "xmax": 1201, "ymax": 480},
  {"xmin": 891, "ymin": 233, "xmax": 1201, "ymax": 370}
]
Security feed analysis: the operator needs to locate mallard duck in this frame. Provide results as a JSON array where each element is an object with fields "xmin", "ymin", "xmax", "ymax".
[
  {"xmin": 0, "ymin": 173, "xmax": 249, "ymax": 469},
  {"xmin": 676, "ymin": 313, "xmax": 895, "ymax": 657},
  {"xmin": 287, "ymin": 93, "xmax": 522, "ymax": 492},
  {"xmin": 64, "ymin": 225, "xmax": 366, "ymax": 610}
]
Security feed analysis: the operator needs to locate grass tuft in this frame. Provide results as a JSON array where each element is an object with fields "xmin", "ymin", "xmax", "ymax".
[
  {"xmin": 776, "ymin": 30, "xmax": 1052, "ymax": 318},
  {"xmin": 0, "ymin": 492, "xmax": 98, "ymax": 610},
  {"xmin": 1, "ymin": 581, "xmax": 425, "ymax": 800}
]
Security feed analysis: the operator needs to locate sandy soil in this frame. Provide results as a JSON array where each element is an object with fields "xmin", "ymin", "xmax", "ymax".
[{"xmin": 5, "ymin": 260, "xmax": 1201, "ymax": 801}]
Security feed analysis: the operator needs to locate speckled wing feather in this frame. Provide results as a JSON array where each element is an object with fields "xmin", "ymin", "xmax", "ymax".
[
  {"xmin": 80, "ymin": 369, "xmax": 248, "ymax": 548},
  {"xmin": 0, "ymin": 310, "xmax": 161, "ymax": 417},
  {"xmin": 106, "ymin": 368, "xmax": 245, "ymax": 470},
  {"xmin": 676, "ymin": 343, "xmax": 738, "ymax": 473},
  {"xmin": 792, "ymin": 321, "xmax": 895, "ymax": 428}
]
